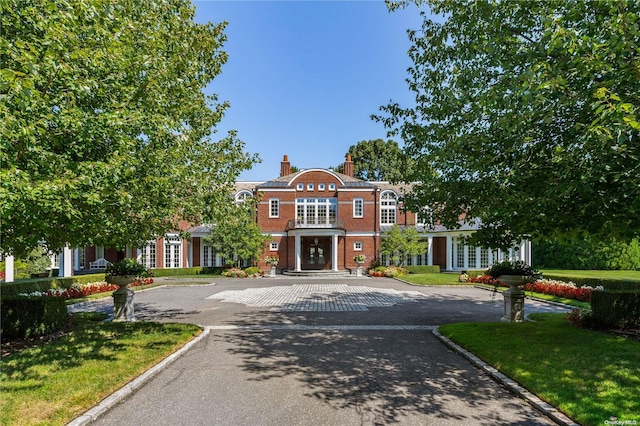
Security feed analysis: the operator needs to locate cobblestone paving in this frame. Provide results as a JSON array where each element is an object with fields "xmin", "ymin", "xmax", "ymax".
[{"xmin": 206, "ymin": 284, "xmax": 429, "ymax": 312}]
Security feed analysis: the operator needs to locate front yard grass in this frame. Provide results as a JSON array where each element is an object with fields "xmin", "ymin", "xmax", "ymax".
[
  {"xmin": 440, "ymin": 313, "xmax": 640, "ymax": 426},
  {"xmin": 0, "ymin": 312, "xmax": 202, "ymax": 426},
  {"xmin": 542, "ymin": 269, "xmax": 640, "ymax": 282},
  {"xmin": 399, "ymin": 272, "xmax": 468, "ymax": 286}
]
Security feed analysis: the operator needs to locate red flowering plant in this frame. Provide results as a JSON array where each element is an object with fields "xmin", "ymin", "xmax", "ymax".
[{"xmin": 524, "ymin": 279, "xmax": 601, "ymax": 302}]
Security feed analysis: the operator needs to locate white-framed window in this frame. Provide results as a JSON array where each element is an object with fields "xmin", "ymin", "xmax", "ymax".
[
  {"xmin": 318, "ymin": 183, "xmax": 326, "ymax": 191},
  {"xmin": 96, "ymin": 246, "xmax": 105, "ymax": 259},
  {"xmin": 297, "ymin": 183, "xmax": 304, "ymax": 191},
  {"xmin": 353, "ymin": 198, "xmax": 364, "ymax": 218},
  {"xmin": 295, "ymin": 198, "xmax": 337, "ymax": 227},
  {"xmin": 269, "ymin": 198, "xmax": 280, "ymax": 218},
  {"xmin": 138, "ymin": 241, "xmax": 157, "ymax": 269},
  {"xmin": 270, "ymin": 242, "xmax": 279, "ymax": 251},
  {"xmin": 307, "ymin": 183, "xmax": 314, "ymax": 191},
  {"xmin": 235, "ymin": 190, "xmax": 252, "ymax": 204},
  {"xmin": 77, "ymin": 247, "xmax": 85, "ymax": 269},
  {"xmin": 202, "ymin": 242, "xmax": 215, "ymax": 267},
  {"xmin": 164, "ymin": 234, "xmax": 182, "ymax": 268},
  {"xmin": 480, "ymin": 248, "xmax": 490, "ymax": 268},
  {"xmin": 328, "ymin": 183, "xmax": 336, "ymax": 191},
  {"xmin": 380, "ymin": 191, "xmax": 397, "ymax": 225},
  {"xmin": 354, "ymin": 241, "xmax": 363, "ymax": 251}
]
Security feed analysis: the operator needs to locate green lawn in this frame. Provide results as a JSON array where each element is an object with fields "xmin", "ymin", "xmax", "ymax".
[
  {"xmin": 0, "ymin": 313, "xmax": 202, "ymax": 426},
  {"xmin": 440, "ymin": 313, "xmax": 640, "ymax": 426},
  {"xmin": 541, "ymin": 269, "xmax": 640, "ymax": 281},
  {"xmin": 399, "ymin": 272, "xmax": 469, "ymax": 286}
]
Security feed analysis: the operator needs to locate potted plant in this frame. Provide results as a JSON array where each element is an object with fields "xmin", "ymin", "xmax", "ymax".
[
  {"xmin": 105, "ymin": 258, "xmax": 150, "ymax": 288},
  {"xmin": 264, "ymin": 255, "xmax": 279, "ymax": 277},
  {"xmin": 487, "ymin": 260, "xmax": 540, "ymax": 323},
  {"xmin": 105, "ymin": 258, "xmax": 150, "ymax": 322},
  {"xmin": 353, "ymin": 254, "xmax": 366, "ymax": 265},
  {"xmin": 487, "ymin": 260, "xmax": 539, "ymax": 288}
]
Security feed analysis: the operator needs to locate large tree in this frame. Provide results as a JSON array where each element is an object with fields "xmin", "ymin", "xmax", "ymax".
[
  {"xmin": 1, "ymin": 0, "xmax": 258, "ymax": 257},
  {"xmin": 334, "ymin": 139, "xmax": 410, "ymax": 182},
  {"xmin": 380, "ymin": 224, "xmax": 427, "ymax": 266},
  {"xmin": 376, "ymin": 0, "xmax": 639, "ymax": 249}
]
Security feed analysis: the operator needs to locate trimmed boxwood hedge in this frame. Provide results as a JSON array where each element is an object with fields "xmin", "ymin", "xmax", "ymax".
[
  {"xmin": 543, "ymin": 274, "xmax": 640, "ymax": 290},
  {"xmin": 150, "ymin": 266, "xmax": 223, "ymax": 277},
  {"xmin": 591, "ymin": 290, "xmax": 640, "ymax": 328},
  {"xmin": 0, "ymin": 274, "xmax": 107, "ymax": 298},
  {"xmin": 1, "ymin": 296, "xmax": 68, "ymax": 339}
]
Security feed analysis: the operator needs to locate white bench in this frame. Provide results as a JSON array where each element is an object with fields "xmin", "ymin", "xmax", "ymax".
[{"xmin": 89, "ymin": 258, "xmax": 110, "ymax": 270}]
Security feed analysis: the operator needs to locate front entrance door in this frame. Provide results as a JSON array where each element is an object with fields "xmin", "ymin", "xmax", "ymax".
[
  {"xmin": 432, "ymin": 237, "xmax": 447, "ymax": 269},
  {"xmin": 302, "ymin": 237, "xmax": 331, "ymax": 270}
]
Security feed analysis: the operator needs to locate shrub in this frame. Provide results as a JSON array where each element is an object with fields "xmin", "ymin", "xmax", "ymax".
[
  {"xmin": 0, "ymin": 274, "xmax": 107, "ymax": 298},
  {"xmin": 487, "ymin": 260, "xmax": 540, "ymax": 278},
  {"xmin": 105, "ymin": 258, "xmax": 149, "ymax": 277},
  {"xmin": 222, "ymin": 268, "xmax": 248, "ymax": 278},
  {"xmin": 1, "ymin": 296, "xmax": 68, "ymax": 339},
  {"xmin": 533, "ymin": 237, "xmax": 640, "ymax": 270},
  {"xmin": 244, "ymin": 266, "xmax": 261, "ymax": 277},
  {"xmin": 151, "ymin": 267, "xmax": 209, "ymax": 277},
  {"xmin": 591, "ymin": 290, "xmax": 640, "ymax": 329}
]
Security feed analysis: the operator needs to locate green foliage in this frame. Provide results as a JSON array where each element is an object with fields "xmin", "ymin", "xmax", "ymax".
[
  {"xmin": 24, "ymin": 247, "xmax": 52, "ymax": 277},
  {"xmin": 380, "ymin": 224, "xmax": 427, "ymax": 266},
  {"xmin": 0, "ymin": 274, "xmax": 106, "ymax": 298},
  {"xmin": 149, "ymin": 266, "xmax": 222, "ymax": 277},
  {"xmin": 222, "ymin": 267, "xmax": 248, "ymax": 278},
  {"xmin": 334, "ymin": 139, "xmax": 412, "ymax": 182},
  {"xmin": 486, "ymin": 260, "xmax": 540, "ymax": 278},
  {"xmin": 534, "ymin": 238, "xmax": 640, "ymax": 270},
  {"xmin": 105, "ymin": 258, "xmax": 149, "ymax": 278},
  {"xmin": 1, "ymin": 0, "xmax": 258, "ymax": 258},
  {"xmin": 591, "ymin": 290, "xmax": 640, "ymax": 329},
  {"xmin": 205, "ymin": 202, "xmax": 269, "ymax": 268},
  {"xmin": 377, "ymin": 1, "xmax": 640, "ymax": 249},
  {"xmin": 243, "ymin": 266, "xmax": 261, "ymax": 277},
  {"xmin": 405, "ymin": 265, "xmax": 440, "ymax": 274},
  {"xmin": 1, "ymin": 296, "xmax": 68, "ymax": 339}
]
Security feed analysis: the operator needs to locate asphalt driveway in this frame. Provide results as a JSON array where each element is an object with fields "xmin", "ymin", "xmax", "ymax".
[{"xmin": 71, "ymin": 277, "xmax": 570, "ymax": 425}]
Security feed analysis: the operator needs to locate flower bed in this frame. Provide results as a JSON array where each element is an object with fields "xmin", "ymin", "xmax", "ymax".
[
  {"xmin": 19, "ymin": 278, "xmax": 154, "ymax": 300},
  {"xmin": 468, "ymin": 275, "xmax": 602, "ymax": 302}
]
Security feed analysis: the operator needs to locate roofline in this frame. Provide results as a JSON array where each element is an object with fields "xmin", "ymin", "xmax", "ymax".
[{"xmin": 286, "ymin": 169, "xmax": 346, "ymax": 186}]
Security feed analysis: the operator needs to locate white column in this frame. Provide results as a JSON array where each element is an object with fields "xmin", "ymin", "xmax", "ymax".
[
  {"xmin": 63, "ymin": 245, "xmax": 72, "ymax": 277},
  {"xmin": 463, "ymin": 244, "xmax": 469, "ymax": 269},
  {"xmin": 332, "ymin": 234, "xmax": 338, "ymax": 271},
  {"xmin": 294, "ymin": 234, "xmax": 301, "ymax": 272},
  {"xmin": 5, "ymin": 255, "xmax": 14, "ymax": 282},
  {"xmin": 427, "ymin": 236, "xmax": 433, "ymax": 266},
  {"xmin": 445, "ymin": 235, "xmax": 452, "ymax": 271}
]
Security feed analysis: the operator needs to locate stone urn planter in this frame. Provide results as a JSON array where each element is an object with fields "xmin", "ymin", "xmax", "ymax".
[
  {"xmin": 354, "ymin": 255, "xmax": 366, "ymax": 277},
  {"xmin": 487, "ymin": 260, "xmax": 539, "ymax": 323},
  {"xmin": 264, "ymin": 255, "xmax": 279, "ymax": 278},
  {"xmin": 105, "ymin": 259, "xmax": 150, "ymax": 322}
]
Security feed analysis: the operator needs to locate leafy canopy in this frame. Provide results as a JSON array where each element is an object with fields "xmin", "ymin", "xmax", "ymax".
[
  {"xmin": 380, "ymin": 224, "xmax": 427, "ymax": 266},
  {"xmin": 377, "ymin": 0, "xmax": 640, "ymax": 249},
  {"xmin": 205, "ymin": 201, "xmax": 270, "ymax": 268},
  {"xmin": 334, "ymin": 139, "xmax": 411, "ymax": 182},
  {"xmin": 1, "ymin": 0, "xmax": 258, "ymax": 257}
]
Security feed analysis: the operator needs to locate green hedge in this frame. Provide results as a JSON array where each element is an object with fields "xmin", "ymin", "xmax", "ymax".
[
  {"xmin": 543, "ymin": 274, "xmax": 640, "ymax": 290},
  {"xmin": 150, "ymin": 267, "xmax": 223, "ymax": 277},
  {"xmin": 533, "ymin": 237, "xmax": 640, "ymax": 270},
  {"xmin": 406, "ymin": 265, "xmax": 441, "ymax": 274},
  {"xmin": 0, "ymin": 274, "xmax": 106, "ymax": 298},
  {"xmin": 591, "ymin": 290, "xmax": 640, "ymax": 328},
  {"xmin": 1, "ymin": 296, "xmax": 68, "ymax": 339}
]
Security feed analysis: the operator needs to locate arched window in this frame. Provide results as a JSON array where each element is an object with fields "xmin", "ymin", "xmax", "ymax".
[
  {"xmin": 380, "ymin": 191, "xmax": 397, "ymax": 225},
  {"xmin": 235, "ymin": 190, "xmax": 252, "ymax": 204}
]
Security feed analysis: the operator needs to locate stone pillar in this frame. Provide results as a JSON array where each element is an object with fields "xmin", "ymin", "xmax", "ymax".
[
  {"xmin": 113, "ymin": 287, "xmax": 135, "ymax": 321},
  {"xmin": 4, "ymin": 255, "xmax": 14, "ymax": 282},
  {"xmin": 502, "ymin": 287, "xmax": 525, "ymax": 323}
]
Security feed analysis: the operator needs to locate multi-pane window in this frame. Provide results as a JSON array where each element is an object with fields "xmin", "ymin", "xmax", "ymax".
[
  {"xmin": 353, "ymin": 198, "xmax": 364, "ymax": 218},
  {"xmin": 456, "ymin": 240, "xmax": 465, "ymax": 269},
  {"xmin": 202, "ymin": 242, "xmax": 215, "ymax": 267},
  {"xmin": 139, "ymin": 241, "xmax": 156, "ymax": 269},
  {"xmin": 328, "ymin": 183, "xmax": 336, "ymax": 190},
  {"xmin": 468, "ymin": 246, "xmax": 477, "ymax": 268},
  {"xmin": 235, "ymin": 190, "xmax": 252, "ymax": 204},
  {"xmin": 295, "ymin": 198, "xmax": 338, "ymax": 227},
  {"xmin": 480, "ymin": 248, "xmax": 490, "ymax": 268},
  {"xmin": 164, "ymin": 234, "xmax": 182, "ymax": 268},
  {"xmin": 77, "ymin": 247, "xmax": 85, "ymax": 269},
  {"xmin": 380, "ymin": 191, "xmax": 397, "ymax": 225},
  {"xmin": 354, "ymin": 241, "xmax": 363, "ymax": 251},
  {"xmin": 270, "ymin": 242, "xmax": 279, "ymax": 251},
  {"xmin": 269, "ymin": 199, "xmax": 279, "ymax": 218}
]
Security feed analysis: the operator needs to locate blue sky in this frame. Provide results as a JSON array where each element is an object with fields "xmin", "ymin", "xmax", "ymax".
[{"xmin": 193, "ymin": 1, "xmax": 428, "ymax": 181}]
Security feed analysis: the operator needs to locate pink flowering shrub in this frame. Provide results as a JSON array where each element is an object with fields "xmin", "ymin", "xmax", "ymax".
[{"xmin": 19, "ymin": 278, "xmax": 154, "ymax": 300}]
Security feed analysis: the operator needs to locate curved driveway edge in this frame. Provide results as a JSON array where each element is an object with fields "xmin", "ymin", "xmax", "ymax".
[
  {"xmin": 432, "ymin": 329, "xmax": 579, "ymax": 426},
  {"xmin": 67, "ymin": 326, "xmax": 211, "ymax": 426}
]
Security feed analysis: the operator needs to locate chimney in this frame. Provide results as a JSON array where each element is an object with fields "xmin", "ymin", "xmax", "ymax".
[
  {"xmin": 343, "ymin": 153, "xmax": 354, "ymax": 177},
  {"xmin": 280, "ymin": 154, "xmax": 291, "ymax": 177}
]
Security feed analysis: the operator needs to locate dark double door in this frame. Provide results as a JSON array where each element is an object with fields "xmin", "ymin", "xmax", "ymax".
[{"xmin": 302, "ymin": 237, "xmax": 331, "ymax": 270}]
